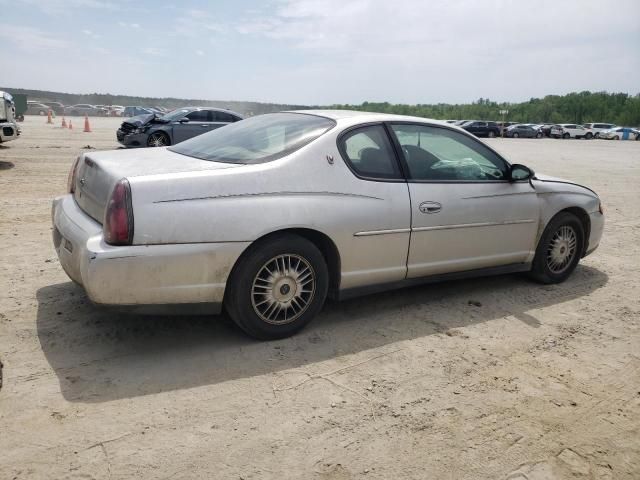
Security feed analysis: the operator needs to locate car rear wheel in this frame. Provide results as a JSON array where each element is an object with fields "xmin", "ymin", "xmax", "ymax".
[
  {"xmin": 585, "ymin": 132, "xmax": 593, "ymax": 139},
  {"xmin": 536, "ymin": 132, "xmax": 542, "ymax": 138},
  {"xmin": 562, "ymin": 133, "xmax": 570, "ymax": 139},
  {"xmin": 488, "ymin": 131, "xmax": 496, "ymax": 138},
  {"xmin": 614, "ymin": 135, "xmax": 620, "ymax": 140},
  {"xmin": 529, "ymin": 212, "xmax": 584, "ymax": 284},
  {"xmin": 147, "ymin": 132, "xmax": 170, "ymax": 147},
  {"xmin": 225, "ymin": 234, "xmax": 329, "ymax": 340}
]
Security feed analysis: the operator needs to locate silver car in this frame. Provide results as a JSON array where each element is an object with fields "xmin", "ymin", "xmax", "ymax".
[{"xmin": 52, "ymin": 111, "xmax": 604, "ymax": 339}]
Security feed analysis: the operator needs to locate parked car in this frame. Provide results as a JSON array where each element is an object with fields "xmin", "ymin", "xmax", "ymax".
[
  {"xmin": 116, "ymin": 107, "xmax": 243, "ymax": 147},
  {"xmin": 505, "ymin": 124, "xmax": 543, "ymax": 138},
  {"xmin": 538, "ymin": 123, "xmax": 555, "ymax": 137},
  {"xmin": 599, "ymin": 127, "xmax": 640, "ymax": 140},
  {"xmin": 550, "ymin": 124, "xmax": 589, "ymax": 139},
  {"xmin": 123, "ymin": 106, "xmax": 155, "ymax": 117},
  {"xmin": 462, "ymin": 120, "xmax": 501, "ymax": 138},
  {"xmin": 42, "ymin": 102, "xmax": 65, "ymax": 115},
  {"xmin": 454, "ymin": 120, "xmax": 471, "ymax": 126},
  {"xmin": 52, "ymin": 111, "xmax": 604, "ymax": 339},
  {"xmin": 65, "ymin": 104, "xmax": 108, "ymax": 116},
  {"xmin": 583, "ymin": 123, "xmax": 617, "ymax": 139},
  {"xmin": 26, "ymin": 101, "xmax": 52, "ymax": 116}
]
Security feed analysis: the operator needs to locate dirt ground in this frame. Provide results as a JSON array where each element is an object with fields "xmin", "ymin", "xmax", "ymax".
[{"xmin": 1, "ymin": 116, "xmax": 638, "ymax": 480}]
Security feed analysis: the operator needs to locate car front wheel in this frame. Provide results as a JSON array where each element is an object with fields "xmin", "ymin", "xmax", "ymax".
[
  {"xmin": 562, "ymin": 133, "xmax": 570, "ymax": 139},
  {"xmin": 225, "ymin": 234, "xmax": 329, "ymax": 339},
  {"xmin": 147, "ymin": 132, "xmax": 170, "ymax": 147},
  {"xmin": 530, "ymin": 212, "xmax": 584, "ymax": 284}
]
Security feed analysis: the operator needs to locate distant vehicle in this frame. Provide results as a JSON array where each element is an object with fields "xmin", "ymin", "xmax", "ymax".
[
  {"xmin": 599, "ymin": 127, "xmax": 640, "ymax": 141},
  {"xmin": 505, "ymin": 124, "xmax": 543, "ymax": 138},
  {"xmin": 461, "ymin": 120, "xmax": 501, "ymax": 138},
  {"xmin": 550, "ymin": 124, "xmax": 589, "ymax": 139},
  {"xmin": 116, "ymin": 107, "xmax": 243, "ymax": 148},
  {"xmin": 583, "ymin": 123, "xmax": 616, "ymax": 139},
  {"xmin": 445, "ymin": 120, "xmax": 458, "ymax": 124},
  {"xmin": 0, "ymin": 91, "xmax": 20, "ymax": 143},
  {"xmin": 538, "ymin": 123, "xmax": 555, "ymax": 137},
  {"xmin": 454, "ymin": 120, "xmax": 471, "ymax": 126},
  {"xmin": 65, "ymin": 104, "xmax": 108, "ymax": 116},
  {"xmin": 123, "ymin": 106, "xmax": 155, "ymax": 117},
  {"xmin": 42, "ymin": 102, "xmax": 65, "ymax": 115},
  {"xmin": 26, "ymin": 101, "xmax": 52, "ymax": 116}
]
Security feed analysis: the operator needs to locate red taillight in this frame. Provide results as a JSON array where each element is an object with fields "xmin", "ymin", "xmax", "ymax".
[
  {"xmin": 67, "ymin": 156, "xmax": 81, "ymax": 193},
  {"xmin": 104, "ymin": 179, "xmax": 134, "ymax": 245}
]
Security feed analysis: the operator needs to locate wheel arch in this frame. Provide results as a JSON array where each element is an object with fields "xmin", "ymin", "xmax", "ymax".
[
  {"xmin": 227, "ymin": 228, "xmax": 342, "ymax": 301},
  {"xmin": 541, "ymin": 207, "xmax": 591, "ymax": 258}
]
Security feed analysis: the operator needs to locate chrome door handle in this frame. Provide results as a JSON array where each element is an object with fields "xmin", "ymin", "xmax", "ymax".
[
  {"xmin": 201, "ymin": 124, "xmax": 209, "ymax": 127},
  {"xmin": 419, "ymin": 201, "xmax": 442, "ymax": 214}
]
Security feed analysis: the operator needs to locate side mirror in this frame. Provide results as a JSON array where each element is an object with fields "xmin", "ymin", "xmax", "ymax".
[
  {"xmin": 178, "ymin": 117, "xmax": 189, "ymax": 123},
  {"xmin": 510, "ymin": 163, "xmax": 534, "ymax": 182}
]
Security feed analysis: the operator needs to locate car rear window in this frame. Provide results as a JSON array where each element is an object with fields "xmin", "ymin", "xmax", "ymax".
[{"xmin": 169, "ymin": 112, "xmax": 336, "ymax": 164}]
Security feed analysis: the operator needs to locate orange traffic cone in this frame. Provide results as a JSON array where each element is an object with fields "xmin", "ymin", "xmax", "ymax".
[
  {"xmin": 83, "ymin": 114, "xmax": 91, "ymax": 133},
  {"xmin": 61, "ymin": 117, "xmax": 67, "ymax": 128},
  {"xmin": 47, "ymin": 110, "xmax": 53, "ymax": 124},
  {"xmin": 69, "ymin": 120, "xmax": 73, "ymax": 130}
]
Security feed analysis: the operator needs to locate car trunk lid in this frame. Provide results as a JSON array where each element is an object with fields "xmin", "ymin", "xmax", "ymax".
[{"xmin": 73, "ymin": 147, "xmax": 241, "ymax": 224}]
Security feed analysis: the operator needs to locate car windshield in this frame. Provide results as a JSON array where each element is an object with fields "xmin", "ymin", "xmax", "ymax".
[{"xmin": 169, "ymin": 112, "xmax": 336, "ymax": 164}]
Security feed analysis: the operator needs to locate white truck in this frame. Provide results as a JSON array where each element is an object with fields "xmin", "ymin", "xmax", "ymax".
[{"xmin": 0, "ymin": 91, "xmax": 20, "ymax": 144}]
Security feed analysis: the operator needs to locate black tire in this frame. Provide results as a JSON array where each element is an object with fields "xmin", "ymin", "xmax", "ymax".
[
  {"xmin": 614, "ymin": 135, "xmax": 620, "ymax": 140},
  {"xmin": 536, "ymin": 132, "xmax": 542, "ymax": 138},
  {"xmin": 562, "ymin": 132, "xmax": 570, "ymax": 139},
  {"xmin": 513, "ymin": 132, "xmax": 519, "ymax": 138},
  {"xmin": 585, "ymin": 132, "xmax": 593, "ymax": 139},
  {"xmin": 225, "ymin": 233, "xmax": 329, "ymax": 340},
  {"xmin": 529, "ymin": 212, "xmax": 584, "ymax": 284},
  {"xmin": 147, "ymin": 132, "xmax": 170, "ymax": 147},
  {"xmin": 488, "ymin": 131, "xmax": 496, "ymax": 138},
  {"xmin": 594, "ymin": 132, "xmax": 600, "ymax": 138}
]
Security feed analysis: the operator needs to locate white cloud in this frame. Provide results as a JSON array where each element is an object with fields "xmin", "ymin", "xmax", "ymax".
[{"xmin": 0, "ymin": 24, "xmax": 69, "ymax": 51}]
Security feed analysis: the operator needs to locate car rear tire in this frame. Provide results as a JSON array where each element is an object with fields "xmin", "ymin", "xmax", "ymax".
[
  {"xmin": 147, "ymin": 132, "xmax": 170, "ymax": 147},
  {"xmin": 513, "ymin": 132, "xmax": 519, "ymax": 138},
  {"xmin": 614, "ymin": 135, "xmax": 620, "ymax": 140},
  {"xmin": 529, "ymin": 212, "xmax": 584, "ymax": 284},
  {"xmin": 536, "ymin": 132, "xmax": 542, "ymax": 138},
  {"xmin": 488, "ymin": 131, "xmax": 496, "ymax": 138},
  {"xmin": 585, "ymin": 132, "xmax": 593, "ymax": 139},
  {"xmin": 562, "ymin": 133, "xmax": 570, "ymax": 139},
  {"xmin": 225, "ymin": 233, "xmax": 329, "ymax": 340}
]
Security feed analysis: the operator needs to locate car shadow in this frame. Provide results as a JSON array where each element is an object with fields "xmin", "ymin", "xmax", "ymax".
[
  {"xmin": 0, "ymin": 160, "xmax": 14, "ymax": 170},
  {"xmin": 36, "ymin": 266, "xmax": 607, "ymax": 403}
]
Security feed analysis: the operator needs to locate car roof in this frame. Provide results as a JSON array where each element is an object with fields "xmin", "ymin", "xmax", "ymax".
[{"xmin": 288, "ymin": 109, "xmax": 451, "ymax": 127}]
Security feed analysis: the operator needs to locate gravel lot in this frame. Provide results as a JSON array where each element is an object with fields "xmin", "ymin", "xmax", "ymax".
[{"xmin": 1, "ymin": 116, "xmax": 639, "ymax": 479}]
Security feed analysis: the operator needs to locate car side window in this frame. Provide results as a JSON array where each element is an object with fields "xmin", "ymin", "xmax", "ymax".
[
  {"xmin": 186, "ymin": 110, "xmax": 209, "ymax": 122},
  {"xmin": 213, "ymin": 111, "xmax": 235, "ymax": 123},
  {"xmin": 340, "ymin": 125, "xmax": 402, "ymax": 180},
  {"xmin": 390, "ymin": 124, "xmax": 508, "ymax": 181}
]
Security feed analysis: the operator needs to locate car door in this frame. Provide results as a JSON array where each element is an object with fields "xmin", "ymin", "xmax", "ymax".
[
  {"xmin": 388, "ymin": 123, "xmax": 540, "ymax": 278},
  {"xmin": 173, "ymin": 110, "xmax": 210, "ymax": 143},
  {"xmin": 336, "ymin": 124, "xmax": 411, "ymax": 288}
]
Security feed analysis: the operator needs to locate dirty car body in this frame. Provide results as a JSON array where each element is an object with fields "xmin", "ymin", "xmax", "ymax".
[
  {"xmin": 116, "ymin": 107, "xmax": 243, "ymax": 148},
  {"xmin": 52, "ymin": 110, "xmax": 604, "ymax": 339}
]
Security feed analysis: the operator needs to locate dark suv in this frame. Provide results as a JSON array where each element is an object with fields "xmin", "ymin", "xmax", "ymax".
[{"xmin": 461, "ymin": 121, "xmax": 501, "ymax": 138}]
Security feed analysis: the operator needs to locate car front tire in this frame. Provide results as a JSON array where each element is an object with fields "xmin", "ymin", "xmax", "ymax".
[
  {"xmin": 147, "ymin": 132, "xmax": 170, "ymax": 147},
  {"xmin": 225, "ymin": 233, "xmax": 329, "ymax": 340},
  {"xmin": 562, "ymin": 133, "xmax": 570, "ymax": 139},
  {"xmin": 529, "ymin": 212, "xmax": 584, "ymax": 284}
]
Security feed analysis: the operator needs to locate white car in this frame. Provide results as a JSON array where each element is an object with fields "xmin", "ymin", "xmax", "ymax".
[
  {"xmin": 51, "ymin": 110, "xmax": 605, "ymax": 339},
  {"xmin": 550, "ymin": 124, "xmax": 589, "ymax": 139},
  {"xmin": 583, "ymin": 123, "xmax": 616, "ymax": 139},
  {"xmin": 599, "ymin": 127, "xmax": 640, "ymax": 141}
]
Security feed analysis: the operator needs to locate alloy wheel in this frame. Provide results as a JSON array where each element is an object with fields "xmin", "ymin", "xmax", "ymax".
[
  {"xmin": 251, "ymin": 254, "xmax": 316, "ymax": 325},
  {"xmin": 546, "ymin": 225, "xmax": 577, "ymax": 274}
]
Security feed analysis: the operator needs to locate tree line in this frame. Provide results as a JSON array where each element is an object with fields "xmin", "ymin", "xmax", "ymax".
[{"xmin": 332, "ymin": 91, "xmax": 640, "ymax": 126}]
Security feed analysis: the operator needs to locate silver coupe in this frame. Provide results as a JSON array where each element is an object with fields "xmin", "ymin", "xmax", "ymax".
[{"xmin": 52, "ymin": 111, "xmax": 604, "ymax": 339}]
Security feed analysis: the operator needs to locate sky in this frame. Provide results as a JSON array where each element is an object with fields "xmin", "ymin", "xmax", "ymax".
[{"xmin": 0, "ymin": 0, "xmax": 638, "ymax": 105}]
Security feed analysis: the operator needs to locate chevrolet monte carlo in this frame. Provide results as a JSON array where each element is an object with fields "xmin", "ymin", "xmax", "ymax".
[{"xmin": 52, "ymin": 111, "xmax": 604, "ymax": 339}]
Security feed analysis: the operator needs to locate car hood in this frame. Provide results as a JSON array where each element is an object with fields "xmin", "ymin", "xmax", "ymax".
[
  {"xmin": 121, "ymin": 113, "xmax": 169, "ymax": 128},
  {"xmin": 533, "ymin": 173, "xmax": 598, "ymax": 197}
]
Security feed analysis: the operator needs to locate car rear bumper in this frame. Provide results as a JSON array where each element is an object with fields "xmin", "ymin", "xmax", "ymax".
[{"xmin": 51, "ymin": 195, "xmax": 250, "ymax": 312}]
